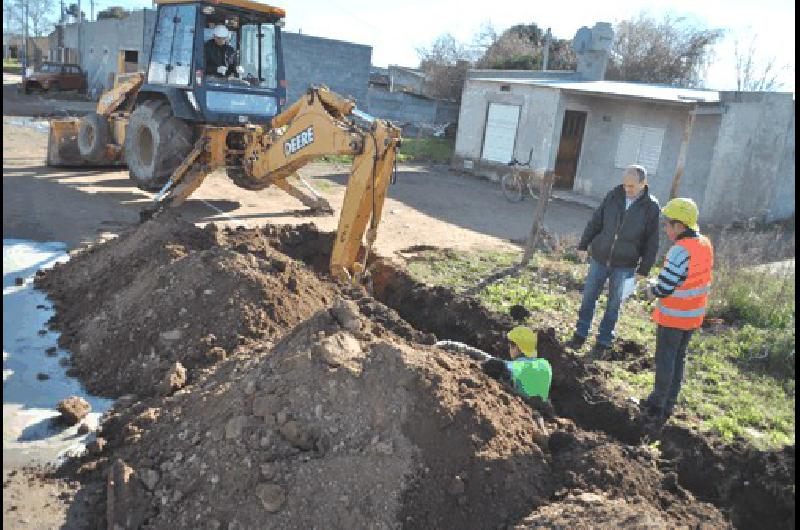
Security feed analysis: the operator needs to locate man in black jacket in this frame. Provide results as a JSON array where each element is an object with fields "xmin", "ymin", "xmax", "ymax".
[
  {"xmin": 566, "ymin": 165, "xmax": 661, "ymax": 354},
  {"xmin": 205, "ymin": 25, "xmax": 240, "ymax": 78}
]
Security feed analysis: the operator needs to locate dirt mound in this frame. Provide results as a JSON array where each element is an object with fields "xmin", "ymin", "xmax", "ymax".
[
  {"xmin": 36, "ymin": 214, "xmax": 335, "ymax": 398},
  {"xmin": 71, "ymin": 307, "xmax": 725, "ymax": 529},
  {"xmin": 38, "ymin": 219, "xmax": 791, "ymax": 528}
]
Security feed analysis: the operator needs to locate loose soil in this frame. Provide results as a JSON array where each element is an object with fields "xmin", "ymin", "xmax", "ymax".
[{"xmin": 35, "ymin": 215, "xmax": 793, "ymax": 529}]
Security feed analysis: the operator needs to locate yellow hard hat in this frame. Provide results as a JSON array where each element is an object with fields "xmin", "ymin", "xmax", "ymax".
[
  {"xmin": 662, "ymin": 198, "xmax": 699, "ymax": 232},
  {"xmin": 507, "ymin": 326, "xmax": 537, "ymax": 357}
]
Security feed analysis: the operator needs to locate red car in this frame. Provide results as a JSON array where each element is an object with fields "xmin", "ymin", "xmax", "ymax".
[{"xmin": 23, "ymin": 63, "xmax": 87, "ymax": 94}]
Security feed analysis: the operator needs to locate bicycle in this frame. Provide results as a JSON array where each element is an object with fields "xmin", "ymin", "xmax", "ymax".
[{"xmin": 501, "ymin": 148, "xmax": 536, "ymax": 202}]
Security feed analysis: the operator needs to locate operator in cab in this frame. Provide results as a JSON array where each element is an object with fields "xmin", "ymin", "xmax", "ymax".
[{"xmin": 205, "ymin": 24, "xmax": 242, "ymax": 78}]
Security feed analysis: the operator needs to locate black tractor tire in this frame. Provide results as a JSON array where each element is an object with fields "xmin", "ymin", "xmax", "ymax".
[
  {"xmin": 125, "ymin": 100, "xmax": 193, "ymax": 192},
  {"xmin": 77, "ymin": 112, "xmax": 111, "ymax": 163}
]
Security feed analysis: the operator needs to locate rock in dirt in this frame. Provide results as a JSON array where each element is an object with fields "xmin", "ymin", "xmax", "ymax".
[
  {"xmin": 14, "ymin": 277, "xmax": 24, "ymax": 286},
  {"xmin": 549, "ymin": 431, "xmax": 577, "ymax": 453},
  {"xmin": 278, "ymin": 420, "xmax": 314, "ymax": 451},
  {"xmin": 106, "ymin": 459, "xmax": 149, "ymax": 530},
  {"xmin": 225, "ymin": 415, "xmax": 251, "ymax": 440},
  {"xmin": 311, "ymin": 331, "xmax": 362, "ymax": 373},
  {"xmin": 138, "ymin": 469, "xmax": 159, "ymax": 491},
  {"xmin": 77, "ymin": 423, "xmax": 91, "ymax": 435},
  {"xmin": 56, "ymin": 396, "xmax": 91, "ymax": 425},
  {"xmin": 36, "ymin": 372, "xmax": 50, "ymax": 381},
  {"xmin": 161, "ymin": 362, "xmax": 187, "ymax": 395},
  {"xmin": 329, "ymin": 297, "xmax": 361, "ymax": 331},
  {"xmin": 255, "ymin": 483, "xmax": 286, "ymax": 513}
]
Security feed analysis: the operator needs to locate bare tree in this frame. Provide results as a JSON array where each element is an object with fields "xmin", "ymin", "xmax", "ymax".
[
  {"xmin": 606, "ymin": 12, "xmax": 723, "ymax": 87},
  {"xmin": 9, "ymin": 0, "xmax": 56, "ymax": 37},
  {"xmin": 734, "ymin": 35, "xmax": 788, "ymax": 91},
  {"xmin": 416, "ymin": 33, "xmax": 475, "ymax": 102}
]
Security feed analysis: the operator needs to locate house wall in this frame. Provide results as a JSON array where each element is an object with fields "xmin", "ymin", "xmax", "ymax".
[
  {"xmin": 61, "ymin": 10, "xmax": 155, "ymax": 95},
  {"xmin": 768, "ymin": 102, "xmax": 795, "ymax": 222},
  {"xmin": 703, "ymin": 92, "xmax": 795, "ymax": 223},
  {"xmin": 453, "ymin": 79, "xmax": 561, "ymax": 180},
  {"xmin": 558, "ymin": 93, "xmax": 720, "ymax": 210}
]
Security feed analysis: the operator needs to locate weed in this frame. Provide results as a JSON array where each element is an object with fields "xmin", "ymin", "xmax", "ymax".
[{"xmin": 406, "ymin": 246, "xmax": 795, "ymax": 450}]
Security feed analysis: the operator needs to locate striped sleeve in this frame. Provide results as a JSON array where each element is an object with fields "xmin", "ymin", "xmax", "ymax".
[{"xmin": 653, "ymin": 245, "xmax": 689, "ymax": 298}]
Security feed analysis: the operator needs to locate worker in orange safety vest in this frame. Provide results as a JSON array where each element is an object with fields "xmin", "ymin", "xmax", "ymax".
[{"xmin": 640, "ymin": 198, "xmax": 714, "ymax": 420}]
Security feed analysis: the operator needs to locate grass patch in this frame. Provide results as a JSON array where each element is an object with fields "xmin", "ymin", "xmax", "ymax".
[
  {"xmin": 317, "ymin": 138, "xmax": 454, "ymax": 165},
  {"xmin": 708, "ymin": 267, "xmax": 795, "ymax": 329},
  {"xmin": 319, "ymin": 154, "xmax": 353, "ymax": 164},
  {"xmin": 3, "ymin": 58, "xmax": 22, "ymax": 74},
  {"xmin": 404, "ymin": 247, "xmax": 795, "ymax": 450},
  {"xmin": 398, "ymin": 138, "xmax": 454, "ymax": 164}
]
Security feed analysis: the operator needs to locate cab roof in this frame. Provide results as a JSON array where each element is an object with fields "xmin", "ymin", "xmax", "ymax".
[{"xmin": 155, "ymin": 0, "xmax": 285, "ymax": 18}]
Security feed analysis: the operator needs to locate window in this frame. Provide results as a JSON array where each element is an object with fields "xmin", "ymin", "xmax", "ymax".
[
  {"xmin": 239, "ymin": 23, "xmax": 277, "ymax": 89},
  {"xmin": 149, "ymin": 4, "xmax": 196, "ymax": 86},
  {"xmin": 614, "ymin": 124, "xmax": 664, "ymax": 175}
]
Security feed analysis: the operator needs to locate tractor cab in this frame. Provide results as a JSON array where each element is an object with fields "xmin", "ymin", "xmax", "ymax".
[{"xmin": 142, "ymin": 0, "xmax": 286, "ymax": 126}]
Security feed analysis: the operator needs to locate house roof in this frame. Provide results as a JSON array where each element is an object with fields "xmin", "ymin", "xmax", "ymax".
[{"xmin": 473, "ymin": 77, "xmax": 720, "ymax": 105}]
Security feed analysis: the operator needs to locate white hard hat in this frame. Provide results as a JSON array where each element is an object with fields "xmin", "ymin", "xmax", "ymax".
[{"xmin": 212, "ymin": 25, "xmax": 230, "ymax": 39}]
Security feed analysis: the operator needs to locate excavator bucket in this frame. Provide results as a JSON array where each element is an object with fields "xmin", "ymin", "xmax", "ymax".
[{"xmin": 46, "ymin": 118, "xmax": 85, "ymax": 166}]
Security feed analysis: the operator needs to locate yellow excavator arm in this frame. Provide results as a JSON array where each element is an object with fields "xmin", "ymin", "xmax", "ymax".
[{"xmin": 149, "ymin": 86, "xmax": 402, "ymax": 282}]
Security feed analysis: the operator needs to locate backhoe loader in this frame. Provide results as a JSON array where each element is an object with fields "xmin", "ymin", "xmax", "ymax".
[{"xmin": 46, "ymin": 0, "xmax": 401, "ymax": 283}]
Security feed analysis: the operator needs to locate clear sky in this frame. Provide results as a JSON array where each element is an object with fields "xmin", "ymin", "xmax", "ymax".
[{"xmin": 60, "ymin": 0, "xmax": 795, "ymax": 91}]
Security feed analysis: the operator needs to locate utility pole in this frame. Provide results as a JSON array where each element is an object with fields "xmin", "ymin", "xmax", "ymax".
[
  {"xmin": 77, "ymin": 0, "xmax": 82, "ymax": 67},
  {"xmin": 59, "ymin": 0, "xmax": 65, "ymax": 62},
  {"xmin": 23, "ymin": 0, "xmax": 29, "ymax": 73},
  {"xmin": 90, "ymin": 0, "xmax": 94, "ymax": 21},
  {"xmin": 542, "ymin": 28, "xmax": 552, "ymax": 70}
]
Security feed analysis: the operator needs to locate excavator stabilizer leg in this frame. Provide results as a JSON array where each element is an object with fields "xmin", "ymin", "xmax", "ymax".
[{"xmin": 274, "ymin": 176, "xmax": 334, "ymax": 214}]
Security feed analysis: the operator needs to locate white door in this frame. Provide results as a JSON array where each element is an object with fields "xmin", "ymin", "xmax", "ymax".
[{"xmin": 482, "ymin": 103, "xmax": 521, "ymax": 163}]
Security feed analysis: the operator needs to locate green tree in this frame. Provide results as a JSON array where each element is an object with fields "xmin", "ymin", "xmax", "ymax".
[
  {"xmin": 97, "ymin": 6, "xmax": 130, "ymax": 20},
  {"xmin": 475, "ymin": 23, "xmax": 575, "ymax": 71}
]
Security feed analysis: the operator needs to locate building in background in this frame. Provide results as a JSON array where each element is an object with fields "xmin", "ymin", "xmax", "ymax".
[
  {"xmin": 453, "ymin": 22, "xmax": 795, "ymax": 225},
  {"xmin": 367, "ymin": 65, "xmax": 460, "ymax": 137}
]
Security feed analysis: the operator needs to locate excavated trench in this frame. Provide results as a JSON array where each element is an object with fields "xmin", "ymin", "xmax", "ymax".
[
  {"xmin": 262, "ymin": 223, "xmax": 795, "ymax": 530},
  {"xmin": 35, "ymin": 217, "xmax": 793, "ymax": 529}
]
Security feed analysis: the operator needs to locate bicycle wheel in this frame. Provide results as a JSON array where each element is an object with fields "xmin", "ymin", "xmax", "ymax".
[
  {"xmin": 502, "ymin": 173, "xmax": 525, "ymax": 202},
  {"xmin": 526, "ymin": 177, "xmax": 537, "ymax": 199}
]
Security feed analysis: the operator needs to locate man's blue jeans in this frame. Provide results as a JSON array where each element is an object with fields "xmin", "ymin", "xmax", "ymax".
[
  {"xmin": 645, "ymin": 325, "xmax": 694, "ymax": 412},
  {"xmin": 575, "ymin": 258, "xmax": 635, "ymax": 346}
]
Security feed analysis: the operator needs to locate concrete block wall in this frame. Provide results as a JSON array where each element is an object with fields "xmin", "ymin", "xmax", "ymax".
[
  {"xmin": 282, "ymin": 32, "xmax": 371, "ymax": 108},
  {"xmin": 366, "ymin": 88, "xmax": 437, "ymax": 125}
]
